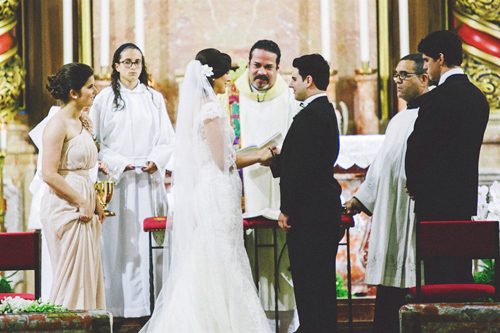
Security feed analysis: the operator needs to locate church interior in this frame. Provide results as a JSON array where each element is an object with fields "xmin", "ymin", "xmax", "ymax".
[{"xmin": 1, "ymin": 0, "xmax": 500, "ymax": 332}]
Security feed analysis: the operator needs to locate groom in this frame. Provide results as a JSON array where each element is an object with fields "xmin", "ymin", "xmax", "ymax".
[{"xmin": 271, "ymin": 54, "xmax": 342, "ymax": 332}]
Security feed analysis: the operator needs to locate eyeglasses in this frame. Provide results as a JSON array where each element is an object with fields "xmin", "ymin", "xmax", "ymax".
[
  {"xmin": 393, "ymin": 71, "xmax": 423, "ymax": 81},
  {"xmin": 119, "ymin": 59, "xmax": 142, "ymax": 68}
]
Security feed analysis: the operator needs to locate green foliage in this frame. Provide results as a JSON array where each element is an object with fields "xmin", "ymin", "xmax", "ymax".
[
  {"xmin": 473, "ymin": 259, "xmax": 495, "ymax": 286},
  {"xmin": 228, "ymin": 59, "xmax": 247, "ymax": 82},
  {"xmin": 0, "ymin": 297, "xmax": 69, "ymax": 314},
  {"xmin": 336, "ymin": 273, "xmax": 349, "ymax": 298},
  {"xmin": 0, "ymin": 271, "xmax": 16, "ymax": 293}
]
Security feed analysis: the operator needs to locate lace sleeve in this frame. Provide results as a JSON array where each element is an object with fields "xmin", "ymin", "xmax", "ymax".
[{"xmin": 200, "ymin": 102, "xmax": 223, "ymax": 122}]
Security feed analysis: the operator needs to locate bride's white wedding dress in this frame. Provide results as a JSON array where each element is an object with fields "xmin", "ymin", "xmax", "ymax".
[{"xmin": 141, "ymin": 60, "xmax": 271, "ymax": 333}]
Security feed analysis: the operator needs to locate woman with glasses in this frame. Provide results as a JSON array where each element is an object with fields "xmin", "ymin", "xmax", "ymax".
[{"xmin": 90, "ymin": 43, "xmax": 175, "ymax": 323}]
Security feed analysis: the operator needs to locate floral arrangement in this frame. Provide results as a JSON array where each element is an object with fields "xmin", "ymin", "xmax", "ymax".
[
  {"xmin": 472, "ymin": 181, "xmax": 499, "ymax": 290},
  {"xmin": 474, "ymin": 180, "xmax": 500, "ymax": 221},
  {"xmin": 0, "ymin": 297, "xmax": 68, "ymax": 314}
]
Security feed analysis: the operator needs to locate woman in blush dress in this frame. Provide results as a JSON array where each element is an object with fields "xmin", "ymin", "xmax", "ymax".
[{"xmin": 41, "ymin": 63, "xmax": 106, "ymax": 310}]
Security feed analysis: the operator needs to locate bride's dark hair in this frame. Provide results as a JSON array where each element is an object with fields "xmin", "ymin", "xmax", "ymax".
[{"xmin": 195, "ymin": 48, "xmax": 231, "ymax": 86}]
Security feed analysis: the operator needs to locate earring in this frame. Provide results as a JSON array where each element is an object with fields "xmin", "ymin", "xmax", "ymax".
[{"xmin": 74, "ymin": 96, "xmax": 77, "ymax": 99}]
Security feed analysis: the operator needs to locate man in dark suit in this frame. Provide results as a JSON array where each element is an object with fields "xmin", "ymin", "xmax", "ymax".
[
  {"xmin": 405, "ymin": 30, "xmax": 489, "ymax": 284},
  {"xmin": 271, "ymin": 54, "xmax": 342, "ymax": 332}
]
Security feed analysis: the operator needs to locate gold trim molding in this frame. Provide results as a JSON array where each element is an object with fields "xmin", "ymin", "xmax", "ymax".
[
  {"xmin": 0, "ymin": 0, "xmax": 18, "ymax": 23},
  {"xmin": 454, "ymin": 0, "xmax": 500, "ymax": 23},
  {"xmin": 462, "ymin": 43, "xmax": 500, "ymax": 68},
  {"xmin": 0, "ymin": 54, "xmax": 25, "ymax": 121},
  {"xmin": 463, "ymin": 52, "xmax": 500, "ymax": 111},
  {"xmin": 453, "ymin": 10, "xmax": 500, "ymax": 41}
]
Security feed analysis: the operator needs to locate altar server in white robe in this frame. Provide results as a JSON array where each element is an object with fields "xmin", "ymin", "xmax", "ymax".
[
  {"xmin": 229, "ymin": 40, "xmax": 299, "ymax": 322},
  {"xmin": 90, "ymin": 43, "xmax": 175, "ymax": 320},
  {"xmin": 345, "ymin": 54, "xmax": 430, "ymax": 333}
]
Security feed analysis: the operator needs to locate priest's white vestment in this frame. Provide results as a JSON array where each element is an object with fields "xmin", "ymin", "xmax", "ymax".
[
  {"xmin": 234, "ymin": 71, "xmax": 298, "ymax": 312},
  {"xmin": 355, "ymin": 107, "xmax": 418, "ymax": 288},
  {"xmin": 90, "ymin": 81, "xmax": 175, "ymax": 317}
]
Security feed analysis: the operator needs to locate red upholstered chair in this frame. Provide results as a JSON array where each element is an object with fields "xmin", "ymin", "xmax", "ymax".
[
  {"xmin": 409, "ymin": 221, "xmax": 499, "ymax": 302},
  {"xmin": 0, "ymin": 231, "xmax": 41, "ymax": 302}
]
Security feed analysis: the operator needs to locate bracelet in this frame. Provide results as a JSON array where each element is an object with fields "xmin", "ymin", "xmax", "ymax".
[{"xmin": 269, "ymin": 147, "xmax": 275, "ymax": 159}]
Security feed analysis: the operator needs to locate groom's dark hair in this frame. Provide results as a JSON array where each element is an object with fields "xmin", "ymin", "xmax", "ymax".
[{"xmin": 292, "ymin": 54, "xmax": 330, "ymax": 90}]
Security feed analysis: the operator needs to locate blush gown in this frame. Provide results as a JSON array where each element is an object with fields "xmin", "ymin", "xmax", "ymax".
[{"xmin": 40, "ymin": 127, "xmax": 105, "ymax": 310}]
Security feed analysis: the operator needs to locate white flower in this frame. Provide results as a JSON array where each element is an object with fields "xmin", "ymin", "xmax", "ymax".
[
  {"xmin": 489, "ymin": 181, "xmax": 500, "ymax": 204},
  {"xmin": 474, "ymin": 181, "xmax": 500, "ymax": 221},
  {"xmin": 0, "ymin": 296, "xmax": 68, "ymax": 314},
  {"xmin": 201, "ymin": 64, "xmax": 214, "ymax": 77}
]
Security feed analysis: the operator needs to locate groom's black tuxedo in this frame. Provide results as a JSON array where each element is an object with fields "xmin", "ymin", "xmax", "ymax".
[
  {"xmin": 406, "ymin": 74, "xmax": 489, "ymax": 220},
  {"xmin": 272, "ymin": 95, "xmax": 342, "ymax": 332},
  {"xmin": 406, "ymin": 73, "xmax": 489, "ymax": 284}
]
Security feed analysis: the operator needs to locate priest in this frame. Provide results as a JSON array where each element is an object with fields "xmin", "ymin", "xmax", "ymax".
[{"xmin": 227, "ymin": 40, "xmax": 299, "ymax": 325}]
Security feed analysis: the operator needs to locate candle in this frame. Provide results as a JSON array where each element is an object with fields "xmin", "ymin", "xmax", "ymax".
[
  {"xmin": 63, "ymin": 0, "xmax": 73, "ymax": 64},
  {"xmin": 320, "ymin": 0, "xmax": 331, "ymax": 64},
  {"xmin": 100, "ymin": 0, "xmax": 110, "ymax": 69},
  {"xmin": 358, "ymin": 0, "xmax": 370, "ymax": 63},
  {"xmin": 399, "ymin": 0, "xmax": 410, "ymax": 58},
  {"xmin": 135, "ymin": 0, "xmax": 145, "ymax": 54},
  {"xmin": 0, "ymin": 122, "xmax": 8, "ymax": 153}
]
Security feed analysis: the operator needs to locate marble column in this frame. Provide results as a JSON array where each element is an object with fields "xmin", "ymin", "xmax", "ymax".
[
  {"xmin": 326, "ymin": 70, "xmax": 339, "ymax": 104},
  {"xmin": 353, "ymin": 73, "xmax": 378, "ymax": 134}
]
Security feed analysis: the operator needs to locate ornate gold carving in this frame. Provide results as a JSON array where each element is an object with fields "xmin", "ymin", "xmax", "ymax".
[
  {"xmin": 0, "ymin": 0, "xmax": 18, "ymax": 23},
  {"xmin": 455, "ymin": 0, "xmax": 500, "ymax": 22},
  {"xmin": 463, "ymin": 53, "xmax": 500, "ymax": 111},
  {"xmin": 0, "ymin": 54, "xmax": 25, "ymax": 120}
]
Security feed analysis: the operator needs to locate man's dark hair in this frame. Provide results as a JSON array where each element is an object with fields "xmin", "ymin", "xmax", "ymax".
[
  {"xmin": 249, "ymin": 40, "xmax": 281, "ymax": 65},
  {"xmin": 401, "ymin": 53, "xmax": 425, "ymax": 74},
  {"xmin": 417, "ymin": 30, "xmax": 463, "ymax": 67},
  {"xmin": 292, "ymin": 54, "xmax": 330, "ymax": 90}
]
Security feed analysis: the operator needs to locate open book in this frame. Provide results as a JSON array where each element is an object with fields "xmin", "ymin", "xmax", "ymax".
[{"xmin": 237, "ymin": 132, "xmax": 283, "ymax": 155}]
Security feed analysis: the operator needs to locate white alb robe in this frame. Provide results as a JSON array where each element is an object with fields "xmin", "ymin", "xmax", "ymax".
[
  {"xmin": 235, "ymin": 72, "xmax": 299, "ymax": 313},
  {"xmin": 355, "ymin": 107, "xmax": 418, "ymax": 288},
  {"xmin": 237, "ymin": 74, "xmax": 298, "ymax": 220},
  {"xmin": 90, "ymin": 81, "xmax": 175, "ymax": 317}
]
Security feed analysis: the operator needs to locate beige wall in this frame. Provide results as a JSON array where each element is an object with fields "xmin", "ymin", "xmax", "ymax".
[{"xmin": 92, "ymin": 0, "xmax": 378, "ymax": 129}]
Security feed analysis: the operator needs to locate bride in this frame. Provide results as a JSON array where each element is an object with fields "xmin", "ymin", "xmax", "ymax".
[{"xmin": 140, "ymin": 49, "xmax": 273, "ymax": 332}]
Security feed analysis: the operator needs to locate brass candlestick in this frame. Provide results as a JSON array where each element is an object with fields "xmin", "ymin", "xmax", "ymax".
[{"xmin": 355, "ymin": 61, "xmax": 378, "ymax": 75}]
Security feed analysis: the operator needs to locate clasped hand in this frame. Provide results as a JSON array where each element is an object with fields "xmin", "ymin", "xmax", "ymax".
[
  {"xmin": 258, "ymin": 147, "xmax": 280, "ymax": 167},
  {"xmin": 78, "ymin": 202, "xmax": 106, "ymax": 224},
  {"xmin": 124, "ymin": 161, "xmax": 158, "ymax": 174}
]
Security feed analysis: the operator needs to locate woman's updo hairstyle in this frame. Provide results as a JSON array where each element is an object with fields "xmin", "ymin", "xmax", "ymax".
[
  {"xmin": 195, "ymin": 48, "xmax": 231, "ymax": 86},
  {"xmin": 46, "ymin": 63, "xmax": 93, "ymax": 104}
]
